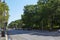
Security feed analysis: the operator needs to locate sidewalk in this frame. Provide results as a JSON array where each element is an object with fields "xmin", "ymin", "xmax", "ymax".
[
  {"xmin": 0, "ymin": 37, "xmax": 6, "ymax": 40},
  {"xmin": 0, "ymin": 34, "xmax": 7, "ymax": 40}
]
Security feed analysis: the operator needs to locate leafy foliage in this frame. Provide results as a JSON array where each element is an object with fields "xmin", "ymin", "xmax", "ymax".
[
  {"xmin": 0, "ymin": 2, "xmax": 9, "ymax": 28},
  {"xmin": 9, "ymin": 0, "xmax": 60, "ymax": 31}
]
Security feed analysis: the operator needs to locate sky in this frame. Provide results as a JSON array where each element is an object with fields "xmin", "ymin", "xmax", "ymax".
[{"xmin": 5, "ymin": 0, "xmax": 38, "ymax": 24}]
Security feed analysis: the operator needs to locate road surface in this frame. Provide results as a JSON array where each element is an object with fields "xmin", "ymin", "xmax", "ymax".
[{"xmin": 8, "ymin": 29, "xmax": 60, "ymax": 40}]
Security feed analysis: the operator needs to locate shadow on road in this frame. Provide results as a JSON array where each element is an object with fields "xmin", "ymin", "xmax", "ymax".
[{"xmin": 7, "ymin": 29, "xmax": 60, "ymax": 37}]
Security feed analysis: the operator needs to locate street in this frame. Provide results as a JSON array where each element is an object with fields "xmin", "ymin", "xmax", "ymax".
[{"xmin": 7, "ymin": 29, "xmax": 60, "ymax": 40}]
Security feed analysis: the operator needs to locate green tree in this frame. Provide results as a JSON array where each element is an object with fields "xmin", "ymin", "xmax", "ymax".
[
  {"xmin": 8, "ymin": 19, "xmax": 23, "ymax": 28},
  {"xmin": 0, "ymin": 1, "xmax": 9, "ymax": 37},
  {"xmin": 9, "ymin": 0, "xmax": 60, "ymax": 31},
  {"xmin": 0, "ymin": 2, "xmax": 9, "ymax": 28}
]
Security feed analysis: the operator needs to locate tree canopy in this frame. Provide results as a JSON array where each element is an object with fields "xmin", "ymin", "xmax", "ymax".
[
  {"xmin": 9, "ymin": 0, "xmax": 60, "ymax": 31},
  {"xmin": 0, "ymin": 2, "xmax": 9, "ymax": 28}
]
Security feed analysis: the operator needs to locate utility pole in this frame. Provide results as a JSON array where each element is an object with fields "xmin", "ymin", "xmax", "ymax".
[{"xmin": 42, "ymin": 20, "xmax": 43, "ymax": 32}]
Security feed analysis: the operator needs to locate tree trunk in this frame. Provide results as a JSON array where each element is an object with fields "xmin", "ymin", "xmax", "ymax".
[{"xmin": 1, "ymin": 29, "xmax": 5, "ymax": 37}]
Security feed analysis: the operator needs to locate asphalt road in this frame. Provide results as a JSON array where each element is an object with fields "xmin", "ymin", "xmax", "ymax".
[{"xmin": 8, "ymin": 29, "xmax": 60, "ymax": 40}]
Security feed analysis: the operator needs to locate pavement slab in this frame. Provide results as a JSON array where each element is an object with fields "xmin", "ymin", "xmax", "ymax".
[
  {"xmin": 0, "ymin": 37, "xmax": 6, "ymax": 40},
  {"xmin": 0, "ymin": 35, "xmax": 6, "ymax": 40}
]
